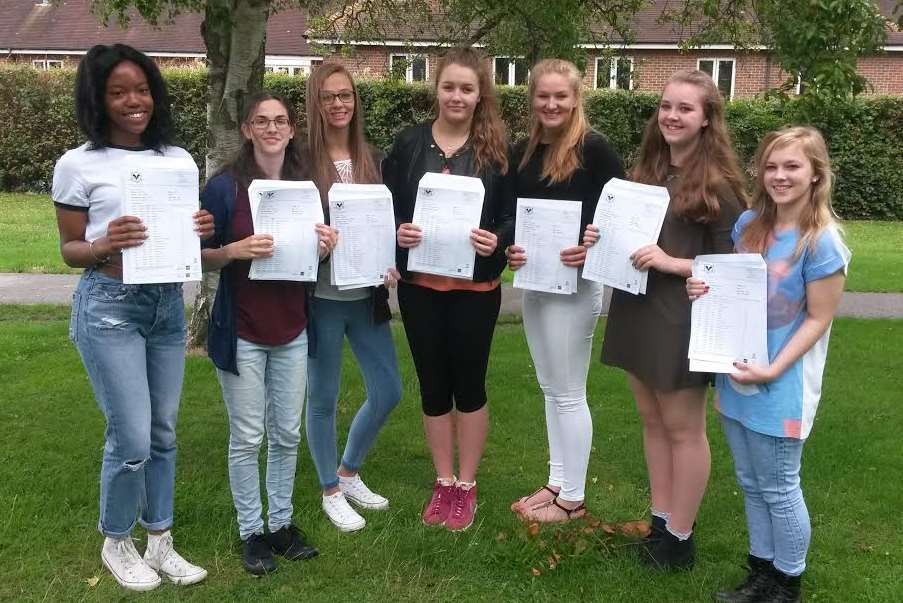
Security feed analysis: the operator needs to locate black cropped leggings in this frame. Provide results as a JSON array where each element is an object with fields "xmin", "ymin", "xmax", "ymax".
[{"xmin": 397, "ymin": 281, "xmax": 501, "ymax": 416}]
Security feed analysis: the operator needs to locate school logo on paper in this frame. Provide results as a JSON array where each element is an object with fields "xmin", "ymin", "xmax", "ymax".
[
  {"xmin": 524, "ymin": 207, "xmax": 533, "ymax": 214},
  {"xmin": 264, "ymin": 191, "xmax": 276, "ymax": 199},
  {"xmin": 704, "ymin": 263, "xmax": 715, "ymax": 274},
  {"xmin": 335, "ymin": 202, "xmax": 344, "ymax": 210},
  {"xmin": 606, "ymin": 193, "xmax": 615, "ymax": 202},
  {"xmin": 423, "ymin": 188, "xmax": 433, "ymax": 197},
  {"xmin": 130, "ymin": 172, "xmax": 142, "ymax": 183}
]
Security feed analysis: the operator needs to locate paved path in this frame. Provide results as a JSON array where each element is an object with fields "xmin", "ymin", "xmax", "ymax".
[{"xmin": 1, "ymin": 273, "xmax": 901, "ymax": 318}]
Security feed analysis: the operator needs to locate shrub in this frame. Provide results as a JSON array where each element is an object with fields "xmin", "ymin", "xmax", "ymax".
[{"xmin": 1, "ymin": 66, "xmax": 900, "ymax": 218}]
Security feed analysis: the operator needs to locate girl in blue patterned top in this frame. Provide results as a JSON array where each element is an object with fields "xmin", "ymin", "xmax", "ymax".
[{"xmin": 688, "ymin": 126, "xmax": 850, "ymax": 603}]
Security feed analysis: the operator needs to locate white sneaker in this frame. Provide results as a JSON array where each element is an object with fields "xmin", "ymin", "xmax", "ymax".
[
  {"xmin": 322, "ymin": 492, "xmax": 366, "ymax": 532},
  {"xmin": 101, "ymin": 536, "xmax": 162, "ymax": 592},
  {"xmin": 339, "ymin": 474, "xmax": 389, "ymax": 510},
  {"xmin": 144, "ymin": 530, "xmax": 208, "ymax": 585}
]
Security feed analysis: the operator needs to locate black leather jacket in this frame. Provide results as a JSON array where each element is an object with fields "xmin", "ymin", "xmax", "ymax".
[{"xmin": 382, "ymin": 122, "xmax": 515, "ymax": 282}]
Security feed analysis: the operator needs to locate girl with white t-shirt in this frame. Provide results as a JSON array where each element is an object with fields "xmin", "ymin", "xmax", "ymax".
[
  {"xmin": 52, "ymin": 44, "xmax": 210, "ymax": 592},
  {"xmin": 688, "ymin": 126, "xmax": 850, "ymax": 603}
]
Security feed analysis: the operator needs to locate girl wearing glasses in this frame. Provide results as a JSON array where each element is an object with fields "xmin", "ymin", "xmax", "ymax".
[
  {"xmin": 303, "ymin": 63, "xmax": 402, "ymax": 532},
  {"xmin": 52, "ymin": 44, "xmax": 209, "ymax": 591},
  {"xmin": 200, "ymin": 92, "xmax": 334, "ymax": 575},
  {"xmin": 383, "ymin": 47, "xmax": 514, "ymax": 532}
]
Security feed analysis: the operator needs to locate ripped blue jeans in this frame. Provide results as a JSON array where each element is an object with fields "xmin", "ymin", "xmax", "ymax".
[{"xmin": 70, "ymin": 268, "xmax": 186, "ymax": 538}]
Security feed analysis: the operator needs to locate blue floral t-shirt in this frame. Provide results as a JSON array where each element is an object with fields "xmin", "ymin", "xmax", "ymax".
[{"xmin": 716, "ymin": 210, "xmax": 851, "ymax": 439}]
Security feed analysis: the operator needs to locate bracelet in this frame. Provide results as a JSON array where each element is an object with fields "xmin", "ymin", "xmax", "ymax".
[{"xmin": 89, "ymin": 239, "xmax": 110, "ymax": 265}]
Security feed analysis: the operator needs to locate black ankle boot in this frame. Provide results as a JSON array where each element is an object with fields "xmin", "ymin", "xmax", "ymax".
[
  {"xmin": 713, "ymin": 555, "xmax": 773, "ymax": 602},
  {"xmin": 642, "ymin": 527, "xmax": 695, "ymax": 570},
  {"xmin": 760, "ymin": 568, "xmax": 802, "ymax": 603},
  {"xmin": 641, "ymin": 515, "xmax": 666, "ymax": 553}
]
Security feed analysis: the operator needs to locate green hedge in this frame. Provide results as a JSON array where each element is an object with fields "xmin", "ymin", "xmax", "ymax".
[{"xmin": 1, "ymin": 67, "xmax": 901, "ymax": 219}]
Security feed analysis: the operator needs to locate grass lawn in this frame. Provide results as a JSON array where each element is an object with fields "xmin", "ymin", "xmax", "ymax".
[
  {"xmin": 1, "ymin": 305, "xmax": 901, "ymax": 601},
  {"xmin": 1, "ymin": 193, "xmax": 899, "ymax": 292}
]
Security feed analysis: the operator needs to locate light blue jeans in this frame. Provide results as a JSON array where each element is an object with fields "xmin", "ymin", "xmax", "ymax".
[
  {"xmin": 216, "ymin": 332, "xmax": 307, "ymax": 539},
  {"xmin": 721, "ymin": 415, "xmax": 810, "ymax": 576},
  {"xmin": 71, "ymin": 269, "xmax": 186, "ymax": 538},
  {"xmin": 306, "ymin": 297, "xmax": 402, "ymax": 489}
]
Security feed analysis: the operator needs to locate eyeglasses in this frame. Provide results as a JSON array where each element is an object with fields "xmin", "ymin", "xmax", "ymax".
[
  {"xmin": 249, "ymin": 116, "xmax": 291, "ymax": 130},
  {"xmin": 319, "ymin": 91, "xmax": 355, "ymax": 105}
]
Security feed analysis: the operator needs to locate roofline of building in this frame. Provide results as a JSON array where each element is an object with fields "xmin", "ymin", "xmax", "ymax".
[
  {"xmin": 3, "ymin": 43, "xmax": 900, "ymax": 57},
  {"xmin": 309, "ymin": 39, "xmax": 903, "ymax": 52}
]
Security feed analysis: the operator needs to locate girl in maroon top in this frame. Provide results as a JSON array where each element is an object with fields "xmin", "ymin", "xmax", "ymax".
[{"xmin": 200, "ymin": 92, "xmax": 336, "ymax": 576}]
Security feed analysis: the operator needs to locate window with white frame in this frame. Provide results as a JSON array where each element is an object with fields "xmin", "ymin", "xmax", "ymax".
[
  {"xmin": 595, "ymin": 56, "xmax": 633, "ymax": 90},
  {"xmin": 390, "ymin": 54, "xmax": 427, "ymax": 83},
  {"xmin": 493, "ymin": 57, "xmax": 529, "ymax": 86},
  {"xmin": 697, "ymin": 58, "xmax": 735, "ymax": 99},
  {"xmin": 32, "ymin": 59, "xmax": 63, "ymax": 70}
]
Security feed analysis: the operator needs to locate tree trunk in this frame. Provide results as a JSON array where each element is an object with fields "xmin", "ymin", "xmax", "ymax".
[{"xmin": 187, "ymin": 0, "xmax": 268, "ymax": 349}]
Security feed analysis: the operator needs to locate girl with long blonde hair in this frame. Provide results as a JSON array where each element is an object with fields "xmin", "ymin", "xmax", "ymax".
[
  {"xmin": 688, "ymin": 126, "xmax": 849, "ymax": 601},
  {"xmin": 506, "ymin": 58, "xmax": 623, "ymax": 523},
  {"xmin": 303, "ymin": 62, "xmax": 403, "ymax": 533},
  {"xmin": 596, "ymin": 70, "xmax": 745, "ymax": 568},
  {"xmin": 384, "ymin": 46, "xmax": 514, "ymax": 532}
]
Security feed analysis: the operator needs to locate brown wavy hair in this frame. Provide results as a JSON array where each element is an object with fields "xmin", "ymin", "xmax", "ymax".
[
  {"xmin": 306, "ymin": 62, "xmax": 380, "ymax": 203},
  {"xmin": 433, "ymin": 47, "xmax": 508, "ymax": 175},
  {"xmin": 223, "ymin": 92, "xmax": 308, "ymax": 190},
  {"xmin": 741, "ymin": 126, "xmax": 841, "ymax": 259},
  {"xmin": 518, "ymin": 59, "xmax": 590, "ymax": 183},
  {"xmin": 631, "ymin": 70, "xmax": 747, "ymax": 223}
]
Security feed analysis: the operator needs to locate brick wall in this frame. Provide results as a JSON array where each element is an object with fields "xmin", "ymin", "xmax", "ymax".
[{"xmin": 858, "ymin": 54, "xmax": 903, "ymax": 94}]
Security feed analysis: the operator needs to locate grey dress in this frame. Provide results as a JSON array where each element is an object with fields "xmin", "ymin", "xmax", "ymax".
[{"xmin": 600, "ymin": 173, "xmax": 742, "ymax": 391}]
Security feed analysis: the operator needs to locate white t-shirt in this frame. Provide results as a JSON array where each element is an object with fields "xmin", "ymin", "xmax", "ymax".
[{"xmin": 52, "ymin": 142, "xmax": 194, "ymax": 242}]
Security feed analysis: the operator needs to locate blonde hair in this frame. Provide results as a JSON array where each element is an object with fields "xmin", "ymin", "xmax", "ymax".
[
  {"xmin": 632, "ymin": 70, "xmax": 747, "ymax": 222},
  {"xmin": 306, "ymin": 62, "xmax": 380, "ymax": 202},
  {"xmin": 742, "ymin": 126, "xmax": 840, "ymax": 258},
  {"xmin": 433, "ymin": 47, "xmax": 509, "ymax": 175},
  {"xmin": 519, "ymin": 59, "xmax": 590, "ymax": 183}
]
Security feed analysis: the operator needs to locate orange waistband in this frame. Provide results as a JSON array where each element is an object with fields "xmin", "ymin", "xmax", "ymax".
[{"xmin": 408, "ymin": 273, "xmax": 500, "ymax": 292}]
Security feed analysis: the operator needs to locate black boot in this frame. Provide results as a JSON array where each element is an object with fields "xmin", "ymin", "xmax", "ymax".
[
  {"xmin": 759, "ymin": 568, "xmax": 802, "ymax": 603},
  {"xmin": 641, "ymin": 515, "xmax": 667, "ymax": 553},
  {"xmin": 713, "ymin": 555, "xmax": 773, "ymax": 602},
  {"xmin": 642, "ymin": 527, "xmax": 695, "ymax": 570}
]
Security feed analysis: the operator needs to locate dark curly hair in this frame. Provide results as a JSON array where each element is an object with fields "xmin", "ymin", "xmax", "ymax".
[{"xmin": 75, "ymin": 43, "xmax": 174, "ymax": 150}]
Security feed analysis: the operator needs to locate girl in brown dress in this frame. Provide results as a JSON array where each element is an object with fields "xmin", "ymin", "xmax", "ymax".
[{"xmin": 590, "ymin": 70, "xmax": 746, "ymax": 568}]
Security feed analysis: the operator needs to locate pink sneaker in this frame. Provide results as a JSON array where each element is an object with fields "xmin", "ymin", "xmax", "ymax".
[
  {"xmin": 445, "ymin": 484, "xmax": 478, "ymax": 532},
  {"xmin": 421, "ymin": 481, "xmax": 455, "ymax": 526}
]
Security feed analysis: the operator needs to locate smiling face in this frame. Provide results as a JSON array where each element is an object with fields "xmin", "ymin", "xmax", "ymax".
[
  {"xmin": 320, "ymin": 71, "xmax": 355, "ymax": 131},
  {"xmin": 104, "ymin": 60, "xmax": 154, "ymax": 147},
  {"xmin": 241, "ymin": 98, "xmax": 294, "ymax": 157},
  {"xmin": 436, "ymin": 63, "xmax": 480, "ymax": 126},
  {"xmin": 531, "ymin": 73, "xmax": 578, "ymax": 135},
  {"xmin": 763, "ymin": 141, "xmax": 816, "ymax": 214},
  {"xmin": 657, "ymin": 81, "xmax": 709, "ymax": 152}
]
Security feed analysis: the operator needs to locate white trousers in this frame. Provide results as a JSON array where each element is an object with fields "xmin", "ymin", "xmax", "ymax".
[{"xmin": 522, "ymin": 281, "xmax": 603, "ymax": 502}]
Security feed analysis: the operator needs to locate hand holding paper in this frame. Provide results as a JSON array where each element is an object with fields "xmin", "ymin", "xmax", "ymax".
[
  {"xmin": 120, "ymin": 155, "xmax": 202, "ymax": 284},
  {"xmin": 247, "ymin": 180, "xmax": 323, "ymax": 282},
  {"xmin": 582, "ymin": 178, "xmax": 670, "ymax": 295},
  {"xmin": 688, "ymin": 253, "xmax": 768, "ymax": 374},
  {"xmin": 512, "ymin": 197, "xmax": 581, "ymax": 295},
  {"xmin": 407, "ymin": 172, "xmax": 485, "ymax": 279}
]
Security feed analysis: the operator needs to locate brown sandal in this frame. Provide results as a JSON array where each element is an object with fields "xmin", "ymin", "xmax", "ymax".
[
  {"xmin": 510, "ymin": 485, "xmax": 559, "ymax": 513},
  {"xmin": 521, "ymin": 497, "xmax": 586, "ymax": 523}
]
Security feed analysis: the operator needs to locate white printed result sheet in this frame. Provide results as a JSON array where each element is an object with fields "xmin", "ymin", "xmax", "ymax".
[
  {"xmin": 688, "ymin": 253, "xmax": 768, "ymax": 374},
  {"xmin": 582, "ymin": 178, "xmax": 670, "ymax": 295},
  {"xmin": 247, "ymin": 180, "xmax": 323, "ymax": 282},
  {"xmin": 512, "ymin": 198, "xmax": 582, "ymax": 295},
  {"xmin": 121, "ymin": 156, "xmax": 201, "ymax": 285},
  {"xmin": 327, "ymin": 183, "xmax": 396, "ymax": 289},
  {"xmin": 407, "ymin": 172, "xmax": 484, "ymax": 279}
]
